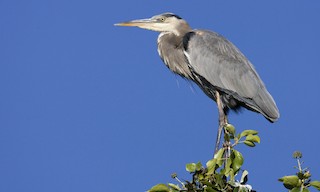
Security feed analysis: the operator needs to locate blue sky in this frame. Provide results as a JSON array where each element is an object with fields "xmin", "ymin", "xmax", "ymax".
[{"xmin": 1, "ymin": 0, "xmax": 319, "ymax": 191}]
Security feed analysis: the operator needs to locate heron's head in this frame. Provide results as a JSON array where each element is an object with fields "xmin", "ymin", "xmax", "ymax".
[{"xmin": 115, "ymin": 13, "xmax": 191, "ymax": 36}]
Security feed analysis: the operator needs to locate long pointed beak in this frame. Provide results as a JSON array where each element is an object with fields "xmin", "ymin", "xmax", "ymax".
[{"xmin": 114, "ymin": 18, "xmax": 157, "ymax": 28}]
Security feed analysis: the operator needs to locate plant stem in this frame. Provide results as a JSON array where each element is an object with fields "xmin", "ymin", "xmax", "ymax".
[{"xmin": 297, "ymin": 158, "xmax": 302, "ymax": 172}]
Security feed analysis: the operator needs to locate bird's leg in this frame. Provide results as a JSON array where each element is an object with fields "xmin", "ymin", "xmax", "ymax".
[{"xmin": 214, "ymin": 91, "xmax": 228, "ymax": 155}]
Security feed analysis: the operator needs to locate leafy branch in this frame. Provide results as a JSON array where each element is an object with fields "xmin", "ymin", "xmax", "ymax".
[
  {"xmin": 279, "ymin": 151, "xmax": 320, "ymax": 192},
  {"xmin": 147, "ymin": 125, "xmax": 319, "ymax": 192},
  {"xmin": 148, "ymin": 124, "xmax": 260, "ymax": 192}
]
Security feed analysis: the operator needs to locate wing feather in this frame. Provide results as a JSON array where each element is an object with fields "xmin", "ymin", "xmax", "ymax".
[{"xmin": 184, "ymin": 30, "xmax": 279, "ymax": 121}]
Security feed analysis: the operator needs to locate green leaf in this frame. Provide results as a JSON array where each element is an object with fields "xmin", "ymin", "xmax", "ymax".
[
  {"xmin": 206, "ymin": 158, "xmax": 217, "ymax": 175},
  {"xmin": 186, "ymin": 163, "xmax": 196, "ymax": 173},
  {"xmin": 245, "ymin": 134, "xmax": 260, "ymax": 144},
  {"xmin": 297, "ymin": 172, "xmax": 304, "ymax": 180},
  {"xmin": 204, "ymin": 186, "xmax": 218, "ymax": 192},
  {"xmin": 229, "ymin": 168, "xmax": 235, "ymax": 182},
  {"xmin": 303, "ymin": 171, "xmax": 311, "ymax": 179},
  {"xmin": 214, "ymin": 148, "xmax": 225, "ymax": 167},
  {"xmin": 214, "ymin": 148, "xmax": 225, "ymax": 159},
  {"xmin": 279, "ymin": 175, "xmax": 300, "ymax": 189},
  {"xmin": 186, "ymin": 161, "xmax": 202, "ymax": 173},
  {"xmin": 206, "ymin": 158, "xmax": 217, "ymax": 169},
  {"xmin": 243, "ymin": 140, "xmax": 256, "ymax": 147},
  {"xmin": 225, "ymin": 124, "xmax": 235, "ymax": 136},
  {"xmin": 148, "ymin": 184, "xmax": 170, "ymax": 192},
  {"xmin": 214, "ymin": 173, "xmax": 226, "ymax": 189},
  {"xmin": 224, "ymin": 133, "xmax": 231, "ymax": 142},
  {"xmin": 310, "ymin": 180, "xmax": 320, "ymax": 190},
  {"xmin": 168, "ymin": 183, "xmax": 181, "ymax": 191},
  {"xmin": 302, "ymin": 188, "xmax": 310, "ymax": 192},
  {"xmin": 291, "ymin": 188, "xmax": 310, "ymax": 192},
  {"xmin": 198, "ymin": 173, "xmax": 204, "ymax": 180},
  {"xmin": 202, "ymin": 180, "xmax": 213, "ymax": 188},
  {"xmin": 290, "ymin": 187, "xmax": 301, "ymax": 192},
  {"xmin": 195, "ymin": 161, "xmax": 202, "ymax": 171},
  {"xmin": 232, "ymin": 150, "xmax": 244, "ymax": 173},
  {"xmin": 236, "ymin": 133, "xmax": 241, "ymax": 141},
  {"xmin": 240, "ymin": 130, "xmax": 258, "ymax": 138},
  {"xmin": 224, "ymin": 158, "xmax": 232, "ymax": 176}
]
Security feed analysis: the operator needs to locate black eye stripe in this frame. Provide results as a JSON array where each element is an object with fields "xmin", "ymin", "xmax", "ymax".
[{"xmin": 162, "ymin": 13, "xmax": 182, "ymax": 20}]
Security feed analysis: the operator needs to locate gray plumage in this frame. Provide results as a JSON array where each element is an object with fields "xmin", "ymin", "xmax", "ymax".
[{"xmin": 115, "ymin": 13, "xmax": 280, "ymax": 122}]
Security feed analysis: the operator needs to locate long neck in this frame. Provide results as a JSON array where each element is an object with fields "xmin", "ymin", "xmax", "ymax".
[
  {"xmin": 173, "ymin": 22, "xmax": 192, "ymax": 36},
  {"xmin": 157, "ymin": 31, "xmax": 193, "ymax": 80}
]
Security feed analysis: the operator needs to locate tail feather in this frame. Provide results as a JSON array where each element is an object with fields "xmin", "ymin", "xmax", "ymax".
[{"xmin": 253, "ymin": 88, "xmax": 280, "ymax": 122}]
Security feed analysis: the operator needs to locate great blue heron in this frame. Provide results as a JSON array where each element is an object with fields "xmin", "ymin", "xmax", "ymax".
[{"xmin": 115, "ymin": 13, "xmax": 279, "ymax": 153}]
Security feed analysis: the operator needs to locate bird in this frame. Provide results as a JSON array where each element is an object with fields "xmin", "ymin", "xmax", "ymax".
[{"xmin": 115, "ymin": 13, "xmax": 280, "ymax": 152}]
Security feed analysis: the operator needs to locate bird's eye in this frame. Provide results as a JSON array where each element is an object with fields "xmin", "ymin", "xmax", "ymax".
[{"xmin": 160, "ymin": 17, "xmax": 165, "ymax": 22}]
